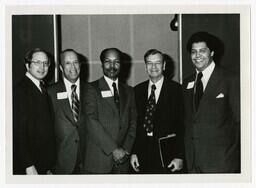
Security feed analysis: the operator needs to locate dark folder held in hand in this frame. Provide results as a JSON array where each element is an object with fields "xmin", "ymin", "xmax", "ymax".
[{"xmin": 158, "ymin": 133, "xmax": 176, "ymax": 168}]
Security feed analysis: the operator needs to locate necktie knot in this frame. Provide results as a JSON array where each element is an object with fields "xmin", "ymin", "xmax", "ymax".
[
  {"xmin": 112, "ymin": 82, "xmax": 117, "ymax": 89},
  {"xmin": 71, "ymin": 84, "xmax": 77, "ymax": 92},
  {"xmin": 151, "ymin": 84, "xmax": 156, "ymax": 91},
  {"xmin": 197, "ymin": 72, "xmax": 203, "ymax": 80},
  {"xmin": 39, "ymin": 81, "xmax": 46, "ymax": 94}
]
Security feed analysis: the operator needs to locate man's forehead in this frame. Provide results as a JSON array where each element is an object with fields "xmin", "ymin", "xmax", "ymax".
[
  {"xmin": 191, "ymin": 41, "xmax": 208, "ymax": 49},
  {"xmin": 32, "ymin": 51, "xmax": 48, "ymax": 60},
  {"xmin": 146, "ymin": 53, "xmax": 163, "ymax": 61},
  {"xmin": 104, "ymin": 50, "xmax": 120, "ymax": 58},
  {"xmin": 63, "ymin": 51, "xmax": 78, "ymax": 60}
]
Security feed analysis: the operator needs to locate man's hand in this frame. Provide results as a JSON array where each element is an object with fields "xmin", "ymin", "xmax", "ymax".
[
  {"xmin": 46, "ymin": 170, "xmax": 53, "ymax": 175},
  {"xmin": 26, "ymin": 165, "xmax": 38, "ymax": 175},
  {"xmin": 112, "ymin": 148, "xmax": 126, "ymax": 162},
  {"xmin": 130, "ymin": 154, "xmax": 140, "ymax": 172},
  {"xmin": 167, "ymin": 158, "xmax": 183, "ymax": 172}
]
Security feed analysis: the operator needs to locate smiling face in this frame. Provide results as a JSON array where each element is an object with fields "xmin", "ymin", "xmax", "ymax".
[
  {"xmin": 25, "ymin": 51, "xmax": 49, "ymax": 81},
  {"xmin": 190, "ymin": 41, "xmax": 214, "ymax": 72},
  {"xmin": 102, "ymin": 50, "xmax": 121, "ymax": 81},
  {"xmin": 145, "ymin": 53, "xmax": 165, "ymax": 83},
  {"xmin": 60, "ymin": 51, "xmax": 81, "ymax": 83}
]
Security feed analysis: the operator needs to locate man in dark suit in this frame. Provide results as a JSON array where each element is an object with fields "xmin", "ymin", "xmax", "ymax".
[
  {"xmin": 183, "ymin": 31, "xmax": 240, "ymax": 173},
  {"xmin": 83, "ymin": 48, "xmax": 137, "ymax": 174},
  {"xmin": 48, "ymin": 49, "xmax": 88, "ymax": 174},
  {"xmin": 130, "ymin": 49, "xmax": 184, "ymax": 174},
  {"xmin": 13, "ymin": 48, "xmax": 55, "ymax": 174}
]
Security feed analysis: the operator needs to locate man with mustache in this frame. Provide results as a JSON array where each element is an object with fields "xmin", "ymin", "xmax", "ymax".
[{"xmin": 83, "ymin": 48, "xmax": 137, "ymax": 174}]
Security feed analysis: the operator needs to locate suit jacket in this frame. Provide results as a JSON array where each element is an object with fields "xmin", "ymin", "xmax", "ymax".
[
  {"xmin": 183, "ymin": 66, "xmax": 240, "ymax": 173},
  {"xmin": 133, "ymin": 78, "xmax": 184, "ymax": 172},
  {"xmin": 13, "ymin": 76, "xmax": 56, "ymax": 174},
  {"xmin": 83, "ymin": 77, "xmax": 137, "ymax": 173},
  {"xmin": 47, "ymin": 80, "xmax": 88, "ymax": 174}
]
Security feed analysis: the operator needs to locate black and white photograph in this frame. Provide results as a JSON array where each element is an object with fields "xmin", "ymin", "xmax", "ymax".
[{"xmin": 2, "ymin": 1, "xmax": 254, "ymax": 187}]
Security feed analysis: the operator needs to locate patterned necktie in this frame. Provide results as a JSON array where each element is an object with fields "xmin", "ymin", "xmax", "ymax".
[
  {"xmin": 71, "ymin": 84, "xmax": 79, "ymax": 122},
  {"xmin": 143, "ymin": 84, "xmax": 156, "ymax": 134},
  {"xmin": 194, "ymin": 72, "xmax": 203, "ymax": 111},
  {"xmin": 112, "ymin": 82, "xmax": 120, "ymax": 110}
]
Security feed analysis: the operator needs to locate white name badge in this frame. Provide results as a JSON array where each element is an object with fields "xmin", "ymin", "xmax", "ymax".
[
  {"xmin": 187, "ymin": 81, "xmax": 195, "ymax": 89},
  {"xmin": 101, "ymin": 90, "xmax": 112, "ymax": 98},
  {"xmin": 147, "ymin": 132, "xmax": 153, "ymax": 136},
  {"xmin": 57, "ymin": 92, "xmax": 68, "ymax": 100}
]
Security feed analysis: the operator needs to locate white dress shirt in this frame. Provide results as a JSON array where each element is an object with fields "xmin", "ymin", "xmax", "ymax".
[
  {"xmin": 104, "ymin": 75, "xmax": 119, "ymax": 96},
  {"xmin": 63, "ymin": 77, "xmax": 80, "ymax": 107},
  {"xmin": 26, "ymin": 72, "xmax": 42, "ymax": 92},
  {"xmin": 196, "ymin": 61, "xmax": 215, "ymax": 91},
  {"xmin": 148, "ymin": 76, "xmax": 164, "ymax": 103}
]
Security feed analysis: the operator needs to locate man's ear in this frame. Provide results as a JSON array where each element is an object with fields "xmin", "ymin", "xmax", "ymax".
[
  {"xmin": 25, "ymin": 63, "xmax": 29, "ymax": 71},
  {"xmin": 59, "ymin": 64, "xmax": 63, "ymax": 73},
  {"xmin": 210, "ymin": 51, "xmax": 214, "ymax": 57},
  {"xmin": 163, "ymin": 61, "xmax": 166, "ymax": 71}
]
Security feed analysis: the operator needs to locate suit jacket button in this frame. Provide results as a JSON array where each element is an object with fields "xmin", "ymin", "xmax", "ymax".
[{"xmin": 75, "ymin": 139, "xmax": 78, "ymax": 143}]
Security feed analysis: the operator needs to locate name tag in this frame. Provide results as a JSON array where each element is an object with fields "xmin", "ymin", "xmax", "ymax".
[
  {"xmin": 101, "ymin": 90, "xmax": 112, "ymax": 98},
  {"xmin": 147, "ymin": 132, "xmax": 153, "ymax": 136},
  {"xmin": 187, "ymin": 81, "xmax": 194, "ymax": 89},
  {"xmin": 57, "ymin": 92, "xmax": 68, "ymax": 99}
]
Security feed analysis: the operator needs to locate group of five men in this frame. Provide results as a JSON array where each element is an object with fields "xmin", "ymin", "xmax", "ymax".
[{"xmin": 13, "ymin": 31, "xmax": 240, "ymax": 175}]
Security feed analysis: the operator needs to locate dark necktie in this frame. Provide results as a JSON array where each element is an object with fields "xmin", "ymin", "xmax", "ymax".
[
  {"xmin": 71, "ymin": 84, "xmax": 80, "ymax": 122},
  {"xmin": 194, "ymin": 72, "xmax": 203, "ymax": 111},
  {"xmin": 143, "ymin": 84, "xmax": 156, "ymax": 134},
  {"xmin": 39, "ymin": 81, "xmax": 47, "ymax": 95},
  {"xmin": 112, "ymin": 82, "xmax": 120, "ymax": 110}
]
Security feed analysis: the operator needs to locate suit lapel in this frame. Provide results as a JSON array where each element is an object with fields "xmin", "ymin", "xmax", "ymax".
[
  {"xmin": 155, "ymin": 79, "xmax": 167, "ymax": 113},
  {"xmin": 142, "ymin": 81, "xmax": 149, "ymax": 111},
  {"xmin": 56, "ymin": 82, "xmax": 76, "ymax": 124},
  {"xmin": 195, "ymin": 66, "xmax": 221, "ymax": 118},
  {"xmin": 98, "ymin": 77, "xmax": 118, "ymax": 113},
  {"xmin": 118, "ymin": 83, "xmax": 126, "ymax": 117}
]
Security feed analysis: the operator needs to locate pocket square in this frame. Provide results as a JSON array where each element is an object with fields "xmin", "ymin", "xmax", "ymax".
[{"xmin": 216, "ymin": 93, "xmax": 224, "ymax": 98}]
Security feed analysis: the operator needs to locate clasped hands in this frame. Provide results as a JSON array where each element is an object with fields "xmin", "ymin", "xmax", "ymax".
[{"xmin": 112, "ymin": 147, "xmax": 129, "ymax": 165}]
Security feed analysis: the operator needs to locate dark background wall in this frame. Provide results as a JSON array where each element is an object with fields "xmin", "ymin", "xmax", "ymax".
[
  {"xmin": 12, "ymin": 15, "xmax": 55, "ymax": 87},
  {"xmin": 182, "ymin": 14, "xmax": 240, "ymax": 79},
  {"xmin": 12, "ymin": 14, "xmax": 240, "ymax": 86}
]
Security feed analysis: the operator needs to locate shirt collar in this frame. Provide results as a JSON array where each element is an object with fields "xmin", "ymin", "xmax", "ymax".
[
  {"xmin": 149, "ymin": 76, "xmax": 164, "ymax": 90},
  {"xmin": 196, "ymin": 61, "xmax": 215, "ymax": 77},
  {"xmin": 104, "ymin": 75, "xmax": 119, "ymax": 89},
  {"xmin": 25, "ymin": 72, "xmax": 41, "ymax": 90},
  {"xmin": 63, "ymin": 77, "xmax": 80, "ymax": 89}
]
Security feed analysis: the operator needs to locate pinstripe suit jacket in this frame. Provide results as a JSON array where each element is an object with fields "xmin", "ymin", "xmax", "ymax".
[{"xmin": 83, "ymin": 77, "xmax": 137, "ymax": 173}]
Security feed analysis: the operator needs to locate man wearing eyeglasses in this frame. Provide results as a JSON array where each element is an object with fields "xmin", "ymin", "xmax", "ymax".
[
  {"xmin": 130, "ymin": 49, "xmax": 184, "ymax": 174},
  {"xmin": 13, "ymin": 48, "xmax": 56, "ymax": 174},
  {"xmin": 47, "ymin": 49, "xmax": 88, "ymax": 174}
]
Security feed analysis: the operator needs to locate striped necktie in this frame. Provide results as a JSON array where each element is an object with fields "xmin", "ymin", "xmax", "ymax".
[{"xmin": 71, "ymin": 84, "xmax": 79, "ymax": 122}]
